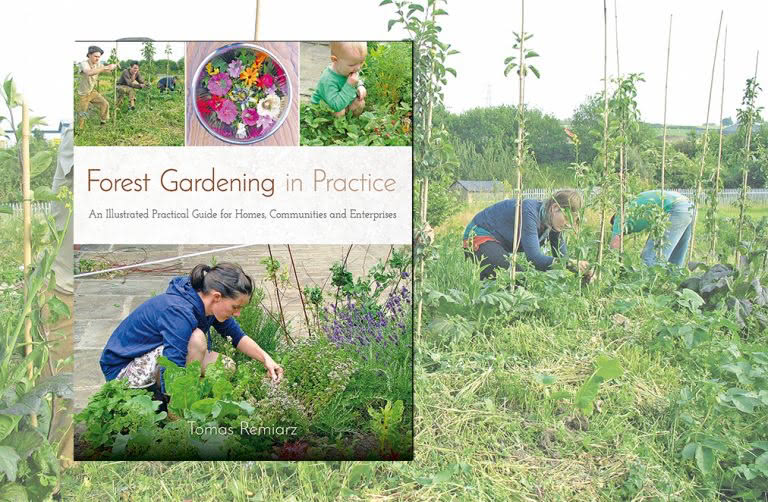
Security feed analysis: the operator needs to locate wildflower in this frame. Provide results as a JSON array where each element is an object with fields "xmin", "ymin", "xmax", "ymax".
[
  {"xmin": 197, "ymin": 98, "xmax": 213, "ymax": 115},
  {"xmin": 257, "ymin": 94, "xmax": 281, "ymax": 120},
  {"xmin": 216, "ymin": 99, "xmax": 238, "ymax": 124},
  {"xmin": 241, "ymin": 108, "xmax": 259, "ymax": 126},
  {"xmin": 208, "ymin": 73, "xmax": 232, "ymax": 97},
  {"xmin": 228, "ymin": 59, "xmax": 244, "ymax": 78},
  {"xmin": 255, "ymin": 114, "xmax": 274, "ymax": 131},
  {"xmin": 240, "ymin": 63, "xmax": 260, "ymax": 87},
  {"xmin": 257, "ymin": 73, "xmax": 274, "ymax": 88},
  {"xmin": 205, "ymin": 62, "xmax": 219, "ymax": 75}
]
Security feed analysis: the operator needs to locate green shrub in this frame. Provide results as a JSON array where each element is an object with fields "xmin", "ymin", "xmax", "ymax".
[
  {"xmin": 281, "ymin": 337, "xmax": 356, "ymax": 415},
  {"xmin": 363, "ymin": 41, "xmax": 412, "ymax": 110}
]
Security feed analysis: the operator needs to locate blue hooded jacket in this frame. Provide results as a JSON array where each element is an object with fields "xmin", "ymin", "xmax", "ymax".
[
  {"xmin": 465, "ymin": 199, "xmax": 566, "ymax": 271},
  {"xmin": 99, "ymin": 276, "xmax": 247, "ymax": 385}
]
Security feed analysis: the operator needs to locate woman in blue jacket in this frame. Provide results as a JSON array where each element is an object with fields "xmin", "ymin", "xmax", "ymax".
[
  {"xmin": 463, "ymin": 190, "xmax": 589, "ymax": 279},
  {"xmin": 99, "ymin": 262, "xmax": 283, "ymax": 391}
]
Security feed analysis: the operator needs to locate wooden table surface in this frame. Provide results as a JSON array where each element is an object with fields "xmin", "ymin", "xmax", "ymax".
[{"xmin": 185, "ymin": 41, "xmax": 299, "ymax": 146}]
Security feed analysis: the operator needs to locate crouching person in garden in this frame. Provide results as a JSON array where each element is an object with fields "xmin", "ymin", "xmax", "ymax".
[
  {"xmin": 610, "ymin": 189, "xmax": 695, "ymax": 267},
  {"xmin": 116, "ymin": 61, "xmax": 146, "ymax": 110},
  {"xmin": 99, "ymin": 263, "xmax": 283, "ymax": 398},
  {"xmin": 463, "ymin": 189, "xmax": 589, "ymax": 280}
]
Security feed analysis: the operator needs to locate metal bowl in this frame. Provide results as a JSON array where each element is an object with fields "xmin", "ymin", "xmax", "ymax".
[{"xmin": 191, "ymin": 43, "xmax": 292, "ymax": 145}]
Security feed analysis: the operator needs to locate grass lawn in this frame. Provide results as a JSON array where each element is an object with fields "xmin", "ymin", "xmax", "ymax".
[
  {"xmin": 61, "ymin": 203, "xmax": 768, "ymax": 500},
  {"xmin": 74, "ymin": 74, "xmax": 185, "ymax": 146}
]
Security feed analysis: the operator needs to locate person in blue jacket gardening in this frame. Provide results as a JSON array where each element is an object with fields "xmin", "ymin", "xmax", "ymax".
[
  {"xmin": 463, "ymin": 189, "xmax": 589, "ymax": 280},
  {"xmin": 610, "ymin": 189, "xmax": 695, "ymax": 266},
  {"xmin": 100, "ymin": 262, "xmax": 283, "ymax": 393}
]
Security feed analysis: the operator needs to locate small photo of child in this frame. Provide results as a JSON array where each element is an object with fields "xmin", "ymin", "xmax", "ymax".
[
  {"xmin": 300, "ymin": 41, "xmax": 412, "ymax": 147},
  {"xmin": 311, "ymin": 42, "xmax": 368, "ymax": 118}
]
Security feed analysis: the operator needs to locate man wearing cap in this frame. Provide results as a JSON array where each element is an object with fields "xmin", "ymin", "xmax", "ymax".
[{"xmin": 76, "ymin": 45, "xmax": 117, "ymax": 128}]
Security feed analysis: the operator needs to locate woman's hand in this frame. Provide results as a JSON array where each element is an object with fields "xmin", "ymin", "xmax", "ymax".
[
  {"xmin": 263, "ymin": 356, "xmax": 283, "ymax": 383},
  {"xmin": 567, "ymin": 259, "xmax": 590, "ymax": 274}
]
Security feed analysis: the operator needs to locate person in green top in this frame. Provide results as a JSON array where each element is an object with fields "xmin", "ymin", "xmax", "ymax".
[
  {"xmin": 310, "ymin": 42, "xmax": 367, "ymax": 117},
  {"xmin": 610, "ymin": 189, "xmax": 695, "ymax": 266}
]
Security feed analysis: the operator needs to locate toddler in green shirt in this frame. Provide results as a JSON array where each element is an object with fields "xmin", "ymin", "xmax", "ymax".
[{"xmin": 311, "ymin": 42, "xmax": 367, "ymax": 117}]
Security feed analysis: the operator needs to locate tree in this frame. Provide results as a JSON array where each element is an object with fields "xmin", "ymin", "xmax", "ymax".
[{"xmin": 722, "ymin": 116, "xmax": 733, "ymax": 127}]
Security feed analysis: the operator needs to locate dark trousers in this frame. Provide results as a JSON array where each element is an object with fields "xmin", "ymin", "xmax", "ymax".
[{"xmin": 464, "ymin": 241, "xmax": 520, "ymax": 280}]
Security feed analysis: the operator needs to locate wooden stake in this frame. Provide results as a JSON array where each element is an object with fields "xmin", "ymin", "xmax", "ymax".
[
  {"xmin": 614, "ymin": 0, "xmax": 620, "ymax": 76},
  {"xmin": 597, "ymin": 0, "xmax": 610, "ymax": 277},
  {"xmin": 660, "ymin": 15, "xmax": 672, "ymax": 251},
  {"xmin": 688, "ymin": 11, "xmax": 723, "ymax": 264},
  {"xmin": 254, "ymin": 0, "xmax": 261, "ymax": 40},
  {"xmin": 710, "ymin": 27, "xmax": 728, "ymax": 261},
  {"xmin": 510, "ymin": 0, "xmax": 526, "ymax": 285},
  {"xmin": 21, "ymin": 98, "xmax": 37, "ymax": 427},
  {"xmin": 736, "ymin": 51, "xmax": 760, "ymax": 266}
]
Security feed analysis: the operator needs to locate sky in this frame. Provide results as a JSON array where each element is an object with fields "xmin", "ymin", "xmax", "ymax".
[{"xmin": 2, "ymin": 0, "xmax": 766, "ymax": 130}]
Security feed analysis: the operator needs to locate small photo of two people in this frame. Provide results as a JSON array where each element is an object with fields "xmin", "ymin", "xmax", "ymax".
[
  {"xmin": 299, "ymin": 41, "xmax": 413, "ymax": 146},
  {"xmin": 74, "ymin": 41, "xmax": 184, "ymax": 146}
]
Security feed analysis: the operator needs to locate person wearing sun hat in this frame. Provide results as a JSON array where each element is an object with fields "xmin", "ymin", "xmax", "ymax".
[{"xmin": 76, "ymin": 45, "xmax": 117, "ymax": 128}]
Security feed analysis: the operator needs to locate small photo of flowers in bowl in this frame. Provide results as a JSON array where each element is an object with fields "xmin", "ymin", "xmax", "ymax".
[{"xmin": 192, "ymin": 43, "xmax": 292, "ymax": 144}]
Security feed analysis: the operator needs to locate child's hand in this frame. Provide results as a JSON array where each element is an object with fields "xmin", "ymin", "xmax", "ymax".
[
  {"xmin": 347, "ymin": 72, "xmax": 360, "ymax": 86},
  {"xmin": 357, "ymin": 85, "xmax": 367, "ymax": 100}
]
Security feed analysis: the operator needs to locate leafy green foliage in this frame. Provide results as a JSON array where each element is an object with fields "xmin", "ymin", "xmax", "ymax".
[
  {"xmin": 362, "ymin": 41, "xmax": 413, "ymax": 110},
  {"xmin": 367, "ymin": 399, "xmax": 411, "ymax": 459},
  {"xmin": 300, "ymin": 102, "xmax": 411, "ymax": 146},
  {"xmin": 73, "ymin": 379, "xmax": 166, "ymax": 451},
  {"xmin": 280, "ymin": 337, "xmax": 356, "ymax": 415}
]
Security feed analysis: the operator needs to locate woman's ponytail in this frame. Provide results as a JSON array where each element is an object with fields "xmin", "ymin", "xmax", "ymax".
[{"xmin": 189, "ymin": 263, "xmax": 251, "ymax": 300}]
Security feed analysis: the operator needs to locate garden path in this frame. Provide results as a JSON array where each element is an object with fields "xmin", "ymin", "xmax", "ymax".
[
  {"xmin": 299, "ymin": 42, "xmax": 330, "ymax": 104},
  {"xmin": 73, "ymin": 243, "xmax": 394, "ymax": 411}
]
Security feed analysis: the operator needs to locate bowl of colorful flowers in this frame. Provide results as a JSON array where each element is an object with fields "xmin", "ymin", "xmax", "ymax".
[{"xmin": 192, "ymin": 43, "xmax": 292, "ymax": 144}]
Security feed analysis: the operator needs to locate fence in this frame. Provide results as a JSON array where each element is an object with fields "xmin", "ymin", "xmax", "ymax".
[
  {"xmin": 464, "ymin": 188, "xmax": 768, "ymax": 205},
  {"xmin": 2, "ymin": 201, "xmax": 52, "ymax": 216}
]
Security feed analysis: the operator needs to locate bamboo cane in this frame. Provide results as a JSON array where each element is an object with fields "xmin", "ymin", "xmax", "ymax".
[
  {"xmin": 688, "ymin": 11, "xmax": 723, "ymax": 264},
  {"xmin": 254, "ymin": 0, "xmax": 261, "ymax": 40},
  {"xmin": 113, "ymin": 42, "xmax": 118, "ymax": 125},
  {"xmin": 709, "ymin": 28, "xmax": 727, "ymax": 262},
  {"xmin": 21, "ymin": 98, "xmax": 37, "ymax": 427},
  {"xmin": 510, "ymin": 0, "xmax": 526, "ymax": 285},
  {"xmin": 415, "ymin": 3, "xmax": 436, "ymax": 342},
  {"xmin": 266, "ymin": 244, "xmax": 289, "ymax": 341},
  {"xmin": 613, "ymin": 0, "xmax": 626, "ymax": 255},
  {"xmin": 286, "ymin": 245, "xmax": 312, "ymax": 337},
  {"xmin": 736, "ymin": 51, "xmax": 760, "ymax": 266},
  {"xmin": 660, "ymin": 15, "xmax": 672, "ymax": 253},
  {"xmin": 597, "ymin": 0, "xmax": 610, "ymax": 277}
]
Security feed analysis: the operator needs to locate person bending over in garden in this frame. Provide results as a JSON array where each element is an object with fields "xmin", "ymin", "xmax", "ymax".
[
  {"xmin": 99, "ymin": 263, "xmax": 283, "ymax": 396},
  {"xmin": 463, "ymin": 190, "xmax": 589, "ymax": 280},
  {"xmin": 116, "ymin": 61, "xmax": 146, "ymax": 110},
  {"xmin": 311, "ymin": 41, "xmax": 368, "ymax": 117},
  {"xmin": 76, "ymin": 45, "xmax": 117, "ymax": 128},
  {"xmin": 610, "ymin": 189, "xmax": 695, "ymax": 267}
]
